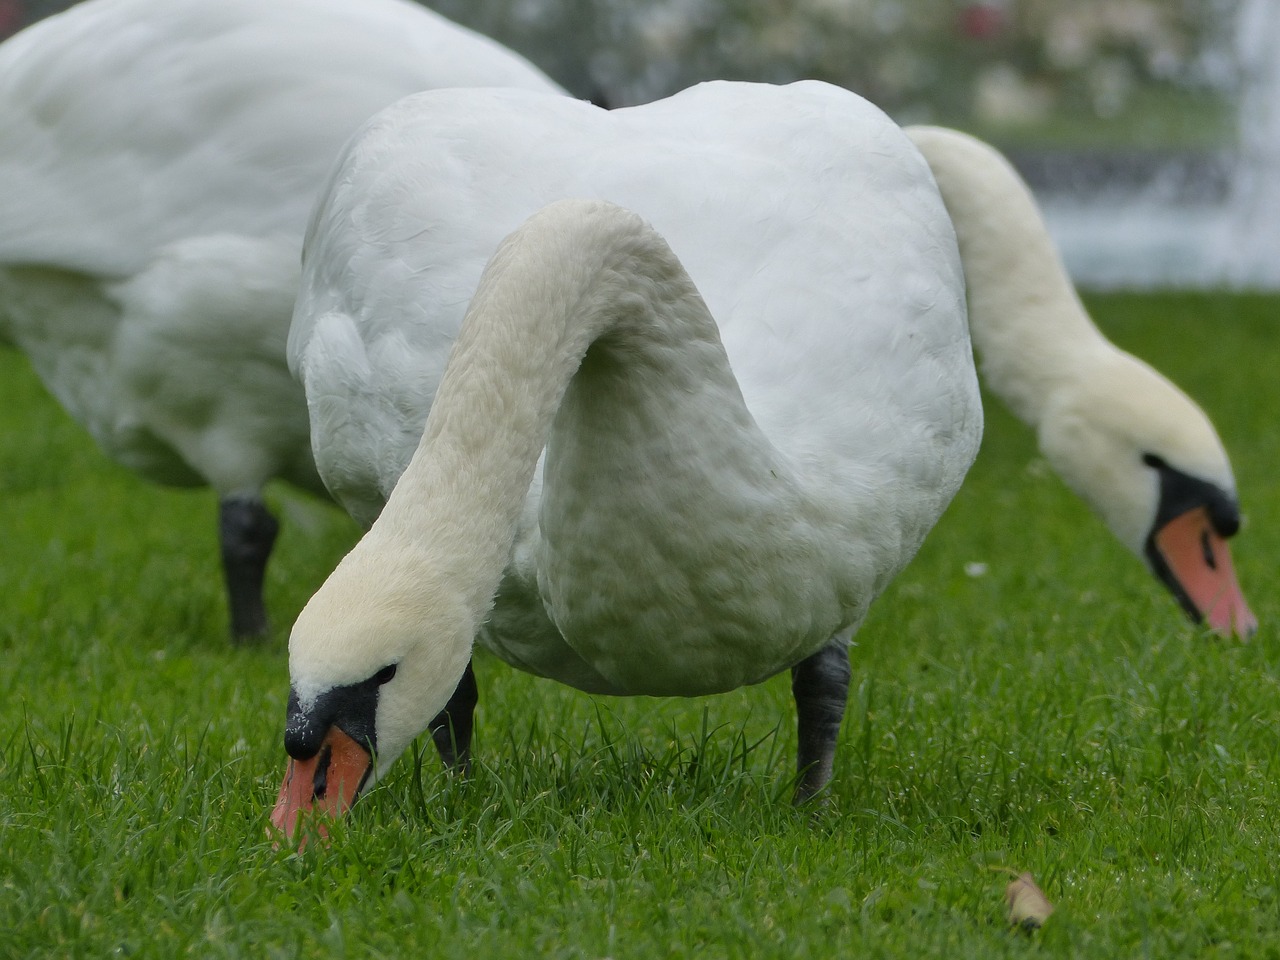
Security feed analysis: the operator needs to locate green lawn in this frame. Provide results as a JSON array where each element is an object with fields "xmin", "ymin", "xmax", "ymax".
[{"xmin": 1, "ymin": 292, "xmax": 1276, "ymax": 958}]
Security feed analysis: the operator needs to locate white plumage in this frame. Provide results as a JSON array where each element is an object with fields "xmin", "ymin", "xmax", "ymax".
[
  {"xmin": 271, "ymin": 85, "xmax": 1253, "ymax": 837},
  {"xmin": 906, "ymin": 125, "xmax": 1252, "ymax": 637},
  {"xmin": 0, "ymin": 0, "xmax": 565, "ymax": 639},
  {"xmin": 289, "ymin": 82, "xmax": 981, "ymax": 693},
  {"xmin": 274, "ymin": 81, "xmax": 983, "ymax": 834}
]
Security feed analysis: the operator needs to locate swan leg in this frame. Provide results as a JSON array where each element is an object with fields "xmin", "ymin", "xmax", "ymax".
[
  {"xmin": 218, "ymin": 495, "xmax": 279, "ymax": 643},
  {"xmin": 428, "ymin": 658, "xmax": 478, "ymax": 774},
  {"xmin": 790, "ymin": 640, "xmax": 851, "ymax": 804}
]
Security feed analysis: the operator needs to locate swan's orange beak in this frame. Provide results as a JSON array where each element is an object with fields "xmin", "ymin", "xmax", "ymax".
[
  {"xmin": 270, "ymin": 726, "xmax": 372, "ymax": 847},
  {"xmin": 1152, "ymin": 506, "xmax": 1256, "ymax": 639}
]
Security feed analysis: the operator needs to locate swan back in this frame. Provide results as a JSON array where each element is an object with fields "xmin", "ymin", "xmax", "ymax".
[
  {"xmin": 0, "ymin": 0, "xmax": 565, "ymax": 277},
  {"xmin": 295, "ymin": 82, "xmax": 979, "ymax": 516}
]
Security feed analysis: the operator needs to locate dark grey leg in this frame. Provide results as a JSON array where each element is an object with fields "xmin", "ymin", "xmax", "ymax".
[
  {"xmin": 218, "ymin": 495, "xmax": 279, "ymax": 643},
  {"xmin": 791, "ymin": 639, "xmax": 851, "ymax": 804},
  {"xmin": 429, "ymin": 658, "xmax": 478, "ymax": 775}
]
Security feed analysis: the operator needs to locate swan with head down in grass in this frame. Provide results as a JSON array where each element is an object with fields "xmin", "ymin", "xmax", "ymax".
[{"xmin": 271, "ymin": 83, "xmax": 1253, "ymax": 837}]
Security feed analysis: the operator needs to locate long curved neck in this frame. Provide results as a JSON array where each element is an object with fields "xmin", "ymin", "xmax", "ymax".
[
  {"xmin": 907, "ymin": 126, "xmax": 1112, "ymax": 426},
  {"xmin": 368, "ymin": 199, "xmax": 780, "ymax": 629}
]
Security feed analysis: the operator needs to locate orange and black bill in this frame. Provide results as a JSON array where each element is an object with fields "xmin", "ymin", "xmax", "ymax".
[
  {"xmin": 270, "ymin": 726, "xmax": 372, "ymax": 845},
  {"xmin": 1149, "ymin": 505, "xmax": 1256, "ymax": 638}
]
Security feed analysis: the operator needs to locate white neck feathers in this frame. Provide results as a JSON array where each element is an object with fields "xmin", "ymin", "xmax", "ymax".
[
  {"xmin": 906, "ymin": 124, "xmax": 1236, "ymax": 552},
  {"xmin": 906, "ymin": 125, "xmax": 1111, "ymax": 426},
  {"xmin": 371, "ymin": 198, "xmax": 777, "ymax": 631}
]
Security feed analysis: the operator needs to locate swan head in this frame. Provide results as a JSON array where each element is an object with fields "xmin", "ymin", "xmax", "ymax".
[
  {"xmin": 269, "ymin": 533, "xmax": 473, "ymax": 842},
  {"xmin": 1038, "ymin": 350, "xmax": 1255, "ymax": 638}
]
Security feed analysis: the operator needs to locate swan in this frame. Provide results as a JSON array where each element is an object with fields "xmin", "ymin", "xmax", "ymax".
[
  {"xmin": 904, "ymin": 125, "xmax": 1254, "ymax": 637},
  {"xmin": 0, "ymin": 0, "xmax": 565, "ymax": 640},
  {"xmin": 270, "ymin": 83, "xmax": 1253, "ymax": 837}
]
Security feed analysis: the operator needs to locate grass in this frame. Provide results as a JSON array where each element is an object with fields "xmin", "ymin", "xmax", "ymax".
[{"xmin": 1, "ymin": 291, "xmax": 1277, "ymax": 958}]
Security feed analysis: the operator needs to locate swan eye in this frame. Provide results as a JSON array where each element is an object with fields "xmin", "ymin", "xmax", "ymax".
[{"xmin": 374, "ymin": 664, "xmax": 398, "ymax": 685}]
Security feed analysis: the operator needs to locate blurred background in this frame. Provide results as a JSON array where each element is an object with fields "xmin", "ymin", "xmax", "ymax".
[{"xmin": 4, "ymin": 0, "xmax": 1276, "ymax": 289}]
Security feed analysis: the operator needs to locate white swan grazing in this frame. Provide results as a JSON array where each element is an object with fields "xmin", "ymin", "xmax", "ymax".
[
  {"xmin": 905, "ymin": 126, "xmax": 1254, "ymax": 638},
  {"xmin": 0, "ymin": 0, "xmax": 565, "ymax": 640},
  {"xmin": 271, "ymin": 84, "xmax": 1252, "ymax": 836}
]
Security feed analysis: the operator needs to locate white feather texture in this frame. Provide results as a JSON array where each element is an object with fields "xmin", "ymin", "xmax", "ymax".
[
  {"xmin": 0, "ymin": 0, "xmax": 564, "ymax": 498},
  {"xmin": 288, "ymin": 82, "xmax": 984, "ymax": 769},
  {"xmin": 904, "ymin": 126, "xmax": 1237, "ymax": 556}
]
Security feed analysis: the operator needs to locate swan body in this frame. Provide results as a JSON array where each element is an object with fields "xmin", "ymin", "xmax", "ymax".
[
  {"xmin": 0, "ymin": 0, "xmax": 565, "ymax": 638},
  {"xmin": 274, "ymin": 81, "xmax": 982, "ymax": 833},
  {"xmin": 288, "ymin": 82, "xmax": 979, "ymax": 692}
]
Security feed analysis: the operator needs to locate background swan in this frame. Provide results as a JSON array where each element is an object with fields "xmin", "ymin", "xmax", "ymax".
[
  {"xmin": 0, "ymin": 0, "xmax": 565, "ymax": 640},
  {"xmin": 272, "ymin": 83, "xmax": 1252, "ymax": 836},
  {"xmin": 905, "ymin": 126, "xmax": 1254, "ymax": 638}
]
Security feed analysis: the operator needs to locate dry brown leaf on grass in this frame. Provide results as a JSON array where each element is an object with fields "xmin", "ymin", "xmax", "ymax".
[{"xmin": 1005, "ymin": 871, "xmax": 1055, "ymax": 929}]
